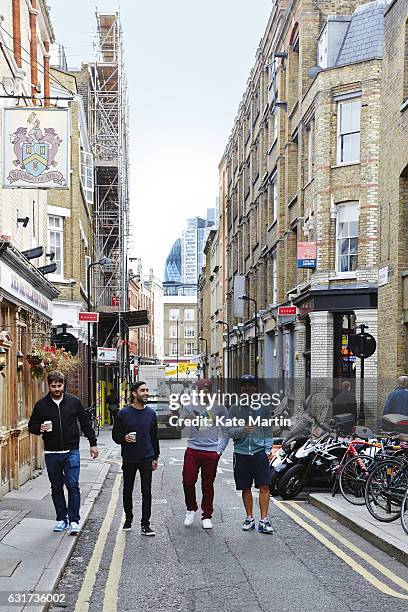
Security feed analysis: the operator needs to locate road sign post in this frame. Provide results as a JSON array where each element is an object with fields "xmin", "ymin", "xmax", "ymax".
[{"xmin": 349, "ymin": 324, "xmax": 377, "ymax": 425}]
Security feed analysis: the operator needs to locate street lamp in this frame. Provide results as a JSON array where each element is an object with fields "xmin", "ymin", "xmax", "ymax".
[
  {"xmin": 176, "ymin": 318, "xmax": 181, "ymax": 382},
  {"xmin": 86, "ymin": 257, "xmax": 112, "ymax": 408},
  {"xmin": 239, "ymin": 295, "xmax": 258, "ymax": 381},
  {"xmin": 216, "ymin": 320, "xmax": 230, "ymax": 386},
  {"xmin": 198, "ymin": 337, "xmax": 208, "ymax": 378}
]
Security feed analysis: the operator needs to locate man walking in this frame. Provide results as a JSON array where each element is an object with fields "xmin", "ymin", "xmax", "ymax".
[
  {"xmin": 227, "ymin": 374, "xmax": 274, "ymax": 534},
  {"xmin": 28, "ymin": 370, "xmax": 99, "ymax": 535},
  {"xmin": 112, "ymin": 381, "xmax": 159, "ymax": 535},
  {"xmin": 181, "ymin": 379, "xmax": 229, "ymax": 529},
  {"xmin": 383, "ymin": 376, "xmax": 408, "ymax": 417}
]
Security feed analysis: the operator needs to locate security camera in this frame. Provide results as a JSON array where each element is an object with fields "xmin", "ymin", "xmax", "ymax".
[{"xmin": 68, "ymin": 279, "xmax": 76, "ymax": 287}]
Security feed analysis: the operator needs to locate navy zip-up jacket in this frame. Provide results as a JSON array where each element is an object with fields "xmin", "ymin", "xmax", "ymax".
[{"xmin": 112, "ymin": 404, "xmax": 160, "ymax": 462}]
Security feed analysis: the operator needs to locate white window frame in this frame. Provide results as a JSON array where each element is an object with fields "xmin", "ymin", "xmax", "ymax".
[
  {"xmin": 169, "ymin": 325, "xmax": 177, "ymax": 338},
  {"xmin": 80, "ymin": 150, "xmax": 94, "ymax": 205},
  {"xmin": 169, "ymin": 309, "xmax": 179, "ymax": 321},
  {"xmin": 169, "ymin": 341, "xmax": 178, "ymax": 356},
  {"xmin": 184, "ymin": 325, "xmax": 195, "ymax": 338},
  {"xmin": 48, "ymin": 215, "xmax": 64, "ymax": 279},
  {"xmin": 184, "ymin": 309, "xmax": 195, "ymax": 321},
  {"xmin": 272, "ymin": 254, "xmax": 278, "ymax": 305},
  {"xmin": 335, "ymin": 202, "xmax": 359, "ymax": 275},
  {"xmin": 84, "ymin": 254, "xmax": 92, "ymax": 295},
  {"xmin": 336, "ymin": 98, "xmax": 361, "ymax": 165},
  {"xmin": 184, "ymin": 342, "xmax": 196, "ymax": 356},
  {"xmin": 307, "ymin": 126, "xmax": 313, "ymax": 181}
]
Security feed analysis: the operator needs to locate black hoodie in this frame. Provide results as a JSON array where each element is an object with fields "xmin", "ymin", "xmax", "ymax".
[{"xmin": 28, "ymin": 393, "xmax": 97, "ymax": 451}]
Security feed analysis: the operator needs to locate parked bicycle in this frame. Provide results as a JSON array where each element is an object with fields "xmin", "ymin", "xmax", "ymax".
[
  {"xmin": 364, "ymin": 455, "xmax": 408, "ymax": 522},
  {"xmin": 85, "ymin": 404, "xmax": 101, "ymax": 438}
]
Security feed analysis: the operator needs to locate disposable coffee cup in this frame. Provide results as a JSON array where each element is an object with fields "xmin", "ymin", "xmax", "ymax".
[
  {"xmin": 129, "ymin": 432, "xmax": 137, "ymax": 442},
  {"xmin": 44, "ymin": 420, "xmax": 52, "ymax": 432}
]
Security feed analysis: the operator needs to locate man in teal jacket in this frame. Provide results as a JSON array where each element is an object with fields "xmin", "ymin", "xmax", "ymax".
[{"xmin": 227, "ymin": 375, "xmax": 274, "ymax": 534}]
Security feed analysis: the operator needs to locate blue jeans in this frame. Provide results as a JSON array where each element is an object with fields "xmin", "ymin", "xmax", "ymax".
[{"xmin": 44, "ymin": 449, "xmax": 81, "ymax": 523}]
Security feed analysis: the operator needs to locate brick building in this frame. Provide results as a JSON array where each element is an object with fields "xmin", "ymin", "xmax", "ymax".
[
  {"xmin": 163, "ymin": 296, "xmax": 198, "ymax": 379},
  {"xmin": 47, "ymin": 67, "xmax": 94, "ymax": 405},
  {"xmin": 378, "ymin": 0, "xmax": 408, "ymax": 393},
  {"xmin": 218, "ymin": 0, "xmax": 384, "ymax": 420}
]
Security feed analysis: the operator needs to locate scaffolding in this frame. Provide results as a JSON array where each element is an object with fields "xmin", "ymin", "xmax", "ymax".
[
  {"xmin": 88, "ymin": 12, "xmax": 129, "ymax": 343},
  {"xmin": 74, "ymin": 11, "xmax": 129, "ymax": 397}
]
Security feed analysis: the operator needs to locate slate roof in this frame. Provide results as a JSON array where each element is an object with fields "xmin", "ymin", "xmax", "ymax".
[{"xmin": 336, "ymin": 0, "xmax": 387, "ymax": 65}]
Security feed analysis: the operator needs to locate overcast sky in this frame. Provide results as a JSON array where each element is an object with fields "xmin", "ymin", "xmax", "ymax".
[{"xmin": 50, "ymin": 0, "xmax": 272, "ymax": 279}]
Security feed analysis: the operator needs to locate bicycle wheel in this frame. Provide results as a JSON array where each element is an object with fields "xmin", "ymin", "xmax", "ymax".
[
  {"xmin": 93, "ymin": 415, "xmax": 100, "ymax": 438},
  {"xmin": 364, "ymin": 459, "xmax": 407, "ymax": 522},
  {"xmin": 339, "ymin": 454, "xmax": 374, "ymax": 506},
  {"xmin": 401, "ymin": 488, "xmax": 408, "ymax": 536}
]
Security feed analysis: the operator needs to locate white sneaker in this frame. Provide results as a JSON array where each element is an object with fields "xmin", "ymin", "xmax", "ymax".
[
  {"xmin": 69, "ymin": 521, "xmax": 80, "ymax": 535},
  {"xmin": 202, "ymin": 518, "xmax": 213, "ymax": 529},
  {"xmin": 184, "ymin": 510, "xmax": 196, "ymax": 526}
]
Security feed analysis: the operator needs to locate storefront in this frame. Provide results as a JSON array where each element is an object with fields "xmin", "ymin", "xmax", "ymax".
[
  {"xmin": 294, "ymin": 285, "xmax": 378, "ymax": 419},
  {"xmin": 0, "ymin": 242, "xmax": 59, "ymax": 496}
]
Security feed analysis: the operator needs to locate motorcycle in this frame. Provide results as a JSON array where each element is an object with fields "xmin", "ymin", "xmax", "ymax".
[
  {"xmin": 278, "ymin": 414, "xmax": 354, "ymax": 500},
  {"xmin": 269, "ymin": 414, "xmax": 315, "ymax": 495}
]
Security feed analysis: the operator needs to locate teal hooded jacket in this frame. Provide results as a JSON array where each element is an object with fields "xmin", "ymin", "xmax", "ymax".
[{"xmin": 226, "ymin": 403, "xmax": 274, "ymax": 455}]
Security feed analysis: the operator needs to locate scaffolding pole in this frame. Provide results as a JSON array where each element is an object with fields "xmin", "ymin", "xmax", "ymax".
[{"xmin": 86, "ymin": 12, "xmax": 129, "ymax": 406}]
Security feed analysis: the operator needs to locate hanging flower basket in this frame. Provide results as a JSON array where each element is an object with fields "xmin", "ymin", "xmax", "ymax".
[
  {"xmin": 28, "ymin": 345, "xmax": 80, "ymax": 379},
  {"xmin": 26, "ymin": 355, "xmax": 43, "ymax": 366}
]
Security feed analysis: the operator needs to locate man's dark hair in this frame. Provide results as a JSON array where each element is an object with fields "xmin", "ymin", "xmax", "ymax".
[
  {"xmin": 47, "ymin": 370, "xmax": 65, "ymax": 385},
  {"xmin": 130, "ymin": 381, "xmax": 147, "ymax": 395}
]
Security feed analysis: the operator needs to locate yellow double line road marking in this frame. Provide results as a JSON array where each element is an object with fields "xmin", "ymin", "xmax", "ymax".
[
  {"xmin": 274, "ymin": 500, "xmax": 408, "ymax": 600},
  {"xmin": 75, "ymin": 473, "xmax": 122, "ymax": 612}
]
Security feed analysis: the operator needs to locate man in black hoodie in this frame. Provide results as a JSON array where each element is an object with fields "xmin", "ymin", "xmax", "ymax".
[
  {"xmin": 112, "ymin": 381, "xmax": 159, "ymax": 535},
  {"xmin": 28, "ymin": 370, "xmax": 98, "ymax": 535}
]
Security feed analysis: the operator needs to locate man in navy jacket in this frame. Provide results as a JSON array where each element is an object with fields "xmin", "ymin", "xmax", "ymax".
[{"xmin": 112, "ymin": 381, "xmax": 160, "ymax": 535}]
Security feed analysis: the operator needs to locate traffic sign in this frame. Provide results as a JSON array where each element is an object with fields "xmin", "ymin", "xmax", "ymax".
[
  {"xmin": 278, "ymin": 306, "xmax": 297, "ymax": 316},
  {"xmin": 78, "ymin": 312, "xmax": 99, "ymax": 323},
  {"xmin": 51, "ymin": 332, "xmax": 79, "ymax": 356},
  {"xmin": 97, "ymin": 347, "xmax": 117, "ymax": 362},
  {"xmin": 349, "ymin": 333, "xmax": 376, "ymax": 359}
]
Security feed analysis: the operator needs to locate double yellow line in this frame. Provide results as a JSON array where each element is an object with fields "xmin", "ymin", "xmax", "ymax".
[
  {"xmin": 75, "ymin": 473, "xmax": 126, "ymax": 612},
  {"xmin": 274, "ymin": 500, "xmax": 408, "ymax": 600}
]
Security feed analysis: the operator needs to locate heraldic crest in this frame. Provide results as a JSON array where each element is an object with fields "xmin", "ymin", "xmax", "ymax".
[{"xmin": 8, "ymin": 111, "xmax": 66, "ymax": 185}]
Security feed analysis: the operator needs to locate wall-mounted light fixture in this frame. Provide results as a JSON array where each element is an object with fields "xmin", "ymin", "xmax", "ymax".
[
  {"xmin": 0, "ymin": 347, "xmax": 7, "ymax": 370},
  {"xmin": 17, "ymin": 216, "xmax": 30, "ymax": 228},
  {"xmin": 17, "ymin": 351, "xmax": 24, "ymax": 372}
]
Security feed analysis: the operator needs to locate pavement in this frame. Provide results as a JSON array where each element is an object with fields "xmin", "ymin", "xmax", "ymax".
[
  {"xmin": 309, "ymin": 491, "xmax": 408, "ymax": 567},
  {"xmin": 0, "ymin": 428, "xmax": 115, "ymax": 612}
]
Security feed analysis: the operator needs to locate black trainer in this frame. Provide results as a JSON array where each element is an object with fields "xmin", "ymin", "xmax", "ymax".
[
  {"xmin": 122, "ymin": 519, "xmax": 132, "ymax": 531},
  {"xmin": 141, "ymin": 525, "xmax": 155, "ymax": 536}
]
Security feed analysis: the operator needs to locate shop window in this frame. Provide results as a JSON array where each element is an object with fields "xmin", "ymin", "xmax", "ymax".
[
  {"xmin": 336, "ymin": 202, "xmax": 359, "ymax": 273},
  {"xmin": 48, "ymin": 215, "xmax": 64, "ymax": 278},
  {"xmin": 337, "ymin": 98, "xmax": 361, "ymax": 164},
  {"xmin": 333, "ymin": 313, "xmax": 356, "ymax": 384}
]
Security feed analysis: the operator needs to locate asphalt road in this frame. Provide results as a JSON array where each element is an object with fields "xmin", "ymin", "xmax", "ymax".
[{"xmin": 51, "ymin": 433, "xmax": 408, "ymax": 612}]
